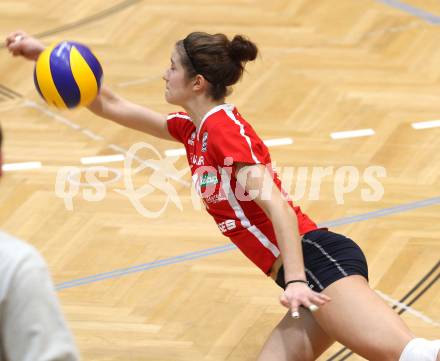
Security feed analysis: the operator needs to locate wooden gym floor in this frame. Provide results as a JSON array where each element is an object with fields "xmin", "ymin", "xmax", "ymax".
[{"xmin": 0, "ymin": 0, "xmax": 439, "ymax": 360}]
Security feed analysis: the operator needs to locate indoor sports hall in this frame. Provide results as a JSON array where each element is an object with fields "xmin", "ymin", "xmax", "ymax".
[{"xmin": 0, "ymin": 0, "xmax": 439, "ymax": 360}]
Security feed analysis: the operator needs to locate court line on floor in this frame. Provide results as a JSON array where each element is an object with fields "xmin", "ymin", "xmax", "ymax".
[
  {"xmin": 376, "ymin": 0, "xmax": 440, "ymax": 24},
  {"xmin": 55, "ymin": 195, "xmax": 440, "ymax": 291},
  {"xmin": 55, "ymin": 244, "xmax": 235, "ymax": 290},
  {"xmin": 376, "ymin": 289, "xmax": 440, "ymax": 327}
]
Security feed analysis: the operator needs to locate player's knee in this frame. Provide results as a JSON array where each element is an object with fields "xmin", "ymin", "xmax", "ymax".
[{"xmin": 398, "ymin": 338, "xmax": 440, "ymax": 361}]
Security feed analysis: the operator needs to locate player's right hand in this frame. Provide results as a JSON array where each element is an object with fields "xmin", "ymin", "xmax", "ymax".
[{"xmin": 5, "ymin": 31, "xmax": 45, "ymax": 61}]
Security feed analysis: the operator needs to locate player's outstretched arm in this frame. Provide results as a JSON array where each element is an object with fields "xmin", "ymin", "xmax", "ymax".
[
  {"xmin": 88, "ymin": 86, "xmax": 173, "ymax": 140},
  {"xmin": 5, "ymin": 31, "xmax": 175, "ymax": 141}
]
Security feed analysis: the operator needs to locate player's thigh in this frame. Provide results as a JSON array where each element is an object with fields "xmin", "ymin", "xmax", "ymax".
[
  {"xmin": 313, "ymin": 275, "xmax": 413, "ymax": 361},
  {"xmin": 257, "ymin": 307, "xmax": 334, "ymax": 361}
]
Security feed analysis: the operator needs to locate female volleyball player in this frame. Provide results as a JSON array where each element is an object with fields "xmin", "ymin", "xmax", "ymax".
[{"xmin": 6, "ymin": 31, "xmax": 439, "ymax": 361}]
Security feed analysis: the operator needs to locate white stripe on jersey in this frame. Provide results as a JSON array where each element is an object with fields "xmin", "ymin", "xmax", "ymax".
[
  {"xmin": 167, "ymin": 113, "xmax": 192, "ymax": 121},
  {"xmin": 224, "ymin": 107, "xmax": 261, "ymax": 164},
  {"xmin": 220, "ymin": 169, "xmax": 280, "ymax": 258}
]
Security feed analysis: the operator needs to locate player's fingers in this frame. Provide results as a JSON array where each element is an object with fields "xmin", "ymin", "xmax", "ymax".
[
  {"xmin": 13, "ymin": 34, "xmax": 24, "ymax": 43},
  {"xmin": 5, "ymin": 33, "xmax": 15, "ymax": 45},
  {"xmin": 5, "ymin": 37, "xmax": 14, "ymax": 48},
  {"xmin": 10, "ymin": 30, "xmax": 26, "ymax": 38},
  {"xmin": 317, "ymin": 292, "xmax": 331, "ymax": 302},
  {"xmin": 8, "ymin": 41, "xmax": 28, "ymax": 58},
  {"xmin": 279, "ymin": 293, "xmax": 290, "ymax": 308},
  {"xmin": 311, "ymin": 294, "xmax": 328, "ymax": 306},
  {"xmin": 291, "ymin": 308, "xmax": 300, "ymax": 319},
  {"xmin": 11, "ymin": 48, "xmax": 23, "ymax": 57},
  {"xmin": 7, "ymin": 40, "xmax": 21, "ymax": 52},
  {"xmin": 308, "ymin": 304, "xmax": 319, "ymax": 312},
  {"xmin": 6, "ymin": 31, "xmax": 24, "ymax": 46},
  {"xmin": 290, "ymin": 299, "xmax": 300, "ymax": 319},
  {"xmin": 302, "ymin": 299, "xmax": 320, "ymax": 312}
]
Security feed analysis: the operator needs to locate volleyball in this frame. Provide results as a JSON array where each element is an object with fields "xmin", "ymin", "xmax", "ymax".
[{"xmin": 33, "ymin": 41, "xmax": 103, "ymax": 109}]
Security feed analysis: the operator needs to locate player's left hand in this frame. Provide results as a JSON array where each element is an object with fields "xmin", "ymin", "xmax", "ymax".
[
  {"xmin": 280, "ymin": 281, "xmax": 331, "ymax": 318},
  {"xmin": 5, "ymin": 30, "xmax": 45, "ymax": 61}
]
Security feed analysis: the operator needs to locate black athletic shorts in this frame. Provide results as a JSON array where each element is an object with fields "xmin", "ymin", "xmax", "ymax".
[{"xmin": 275, "ymin": 229, "xmax": 369, "ymax": 291}]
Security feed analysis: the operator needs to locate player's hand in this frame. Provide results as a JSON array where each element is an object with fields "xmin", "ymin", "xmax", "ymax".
[
  {"xmin": 5, "ymin": 31, "xmax": 45, "ymax": 61},
  {"xmin": 279, "ymin": 282, "xmax": 331, "ymax": 318}
]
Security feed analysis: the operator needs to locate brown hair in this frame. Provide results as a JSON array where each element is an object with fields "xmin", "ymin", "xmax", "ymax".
[{"xmin": 176, "ymin": 32, "xmax": 258, "ymax": 100}]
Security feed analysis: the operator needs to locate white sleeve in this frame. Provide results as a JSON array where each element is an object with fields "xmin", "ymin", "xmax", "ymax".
[{"xmin": 1, "ymin": 250, "xmax": 79, "ymax": 361}]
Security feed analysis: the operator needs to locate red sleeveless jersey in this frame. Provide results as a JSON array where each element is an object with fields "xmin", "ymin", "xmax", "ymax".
[{"xmin": 167, "ymin": 104, "xmax": 318, "ymax": 274}]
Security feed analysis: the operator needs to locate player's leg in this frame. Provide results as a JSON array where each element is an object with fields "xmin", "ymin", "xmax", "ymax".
[
  {"xmin": 313, "ymin": 275, "xmax": 437, "ymax": 361},
  {"xmin": 257, "ymin": 307, "xmax": 334, "ymax": 361}
]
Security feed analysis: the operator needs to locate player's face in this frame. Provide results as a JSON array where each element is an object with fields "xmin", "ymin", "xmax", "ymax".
[{"xmin": 163, "ymin": 49, "xmax": 193, "ymax": 105}]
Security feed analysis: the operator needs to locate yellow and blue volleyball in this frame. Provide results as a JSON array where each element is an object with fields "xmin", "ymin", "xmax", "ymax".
[{"xmin": 33, "ymin": 41, "xmax": 103, "ymax": 109}]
